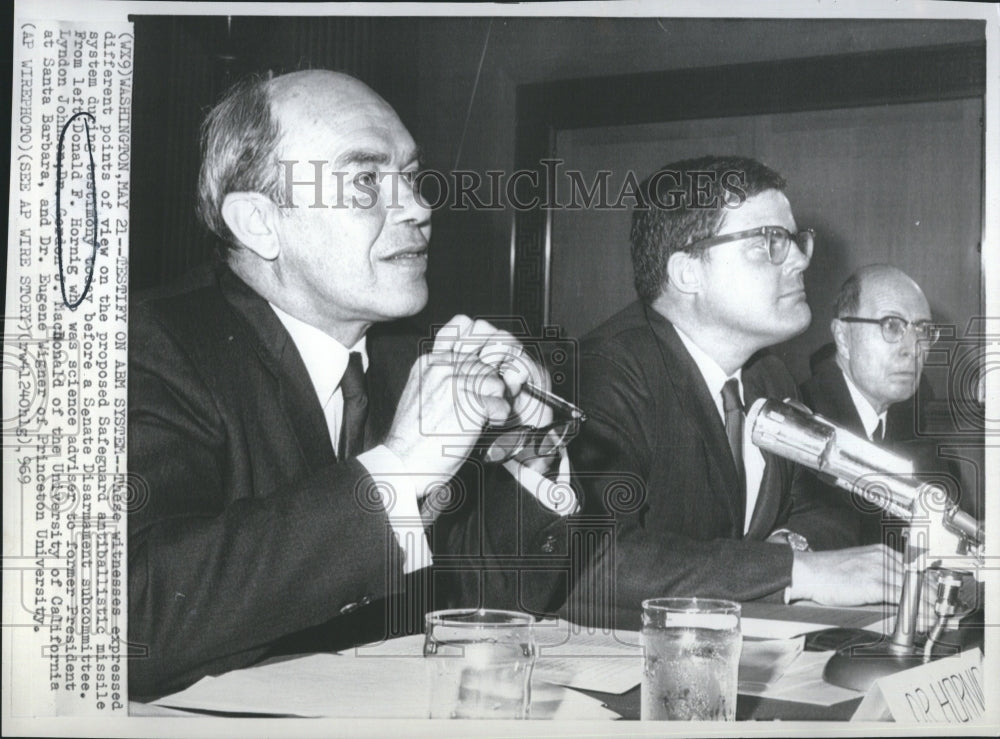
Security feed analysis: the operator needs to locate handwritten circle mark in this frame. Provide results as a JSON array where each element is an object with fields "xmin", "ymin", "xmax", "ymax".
[{"xmin": 55, "ymin": 111, "xmax": 99, "ymax": 310}]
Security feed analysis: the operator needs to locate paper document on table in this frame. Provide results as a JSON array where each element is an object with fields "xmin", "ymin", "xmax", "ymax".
[
  {"xmin": 862, "ymin": 616, "xmax": 895, "ymax": 636},
  {"xmin": 152, "ymin": 652, "xmax": 620, "ymax": 719},
  {"xmin": 356, "ymin": 623, "xmax": 643, "ymax": 694},
  {"xmin": 536, "ymin": 619, "xmax": 832, "ymax": 695},
  {"xmin": 741, "ymin": 617, "xmax": 834, "ymax": 640},
  {"xmin": 535, "ymin": 655, "xmax": 641, "ymax": 694},
  {"xmin": 154, "ymin": 654, "xmax": 426, "ymax": 717},
  {"xmin": 738, "ymin": 636, "xmax": 805, "ymax": 691},
  {"xmin": 739, "ymin": 650, "xmax": 864, "ymax": 706},
  {"xmin": 533, "ymin": 619, "xmax": 642, "ymax": 693}
]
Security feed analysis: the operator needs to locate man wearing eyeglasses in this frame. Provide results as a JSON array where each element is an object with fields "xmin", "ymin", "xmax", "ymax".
[
  {"xmin": 568, "ymin": 155, "xmax": 901, "ymax": 628},
  {"xmin": 799, "ymin": 264, "xmax": 945, "ymax": 546}
]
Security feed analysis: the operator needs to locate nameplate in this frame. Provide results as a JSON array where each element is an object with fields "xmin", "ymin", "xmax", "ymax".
[{"xmin": 852, "ymin": 649, "xmax": 985, "ymax": 723}]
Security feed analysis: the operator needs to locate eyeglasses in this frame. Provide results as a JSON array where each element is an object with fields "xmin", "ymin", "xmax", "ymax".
[
  {"xmin": 686, "ymin": 226, "xmax": 814, "ymax": 265},
  {"xmin": 481, "ymin": 418, "xmax": 583, "ymax": 464},
  {"xmin": 481, "ymin": 381, "xmax": 587, "ymax": 464},
  {"xmin": 839, "ymin": 316, "xmax": 940, "ymax": 344}
]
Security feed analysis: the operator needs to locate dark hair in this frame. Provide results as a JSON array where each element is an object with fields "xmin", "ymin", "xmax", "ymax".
[
  {"xmin": 630, "ymin": 155, "xmax": 786, "ymax": 304},
  {"xmin": 197, "ymin": 73, "xmax": 284, "ymax": 252}
]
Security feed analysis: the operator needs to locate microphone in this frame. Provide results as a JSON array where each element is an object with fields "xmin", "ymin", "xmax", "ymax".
[
  {"xmin": 746, "ymin": 398, "xmax": 983, "ymax": 547},
  {"xmin": 748, "ymin": 399, "xmax": 985, "ymax": 693}
]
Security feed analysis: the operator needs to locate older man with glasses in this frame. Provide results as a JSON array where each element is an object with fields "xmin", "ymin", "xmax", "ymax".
[
  {"xmin": 799, "ymin": 264, "xmax": 953, "ymax": 548},
  {"xmin": 567, "ymin": 155, "xmax": 900, "ymax": 630}
]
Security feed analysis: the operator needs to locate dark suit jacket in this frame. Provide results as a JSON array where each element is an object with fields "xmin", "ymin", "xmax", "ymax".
[
  {"xmin": 128, "ymin": 264, "xmax": 569, "ymax": 697},
  {"xmin": 800, "ymin": 356, "xmax": 957, "ymax": 548},
  {"xmin": 565, "ymin": 302, "xmax": 837, "ymax": 629}
]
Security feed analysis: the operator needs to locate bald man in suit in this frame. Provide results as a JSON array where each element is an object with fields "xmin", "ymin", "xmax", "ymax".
[
  {"xmin": 129, "ymin": 70, "xmax": 574, "ymax": 696},
  {"xmin": 799, "ymin": 264, "xmax": 959, "ymax": 548}
]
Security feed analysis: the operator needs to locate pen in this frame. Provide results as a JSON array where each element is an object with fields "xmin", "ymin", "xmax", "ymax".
[
  {"xmin": 520, "ymin": 380, "xmax": 587, "ymax": 422},
  {"xmin": 490, "ymin": 343, "xmax": 586, "ymax": 422}
]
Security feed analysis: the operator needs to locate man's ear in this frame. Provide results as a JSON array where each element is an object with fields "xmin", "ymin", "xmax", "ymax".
[
  {"xmin": 831, "ymin": 318, "xmax": 850, "ymax": 360},
  {"xmin": 665, "ymin": 250, "xmax": 703, "ymax": 295},
  {"xmin": 220, "ymin": 192, "xmax": 281, "ymax": 260}
]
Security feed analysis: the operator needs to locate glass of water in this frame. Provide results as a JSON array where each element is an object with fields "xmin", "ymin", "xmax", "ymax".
[
  {"xmin": 423, "ymin": 608, "xmax": 536, "ymax": 719},
  {"xmin": 640, "ymin": 597, "xmax": 742, "ymax": 721}
]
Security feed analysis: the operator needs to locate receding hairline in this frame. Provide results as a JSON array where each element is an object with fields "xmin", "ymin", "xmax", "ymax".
[
  {"xmin": 265, "ymin": 71, "xmax": 405, "ymax": 159},
  {"xmin": 268, "ymin": 70, "xmax": 391, "ymax": 115},
  {"xmin": 856, "ymin": 264, "xmax": 927, "ymax": 303}
]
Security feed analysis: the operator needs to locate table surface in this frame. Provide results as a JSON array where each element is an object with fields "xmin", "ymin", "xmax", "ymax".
[{"xmin": 133, "ymin": 601, "xmax": 890, "ymax": 721}]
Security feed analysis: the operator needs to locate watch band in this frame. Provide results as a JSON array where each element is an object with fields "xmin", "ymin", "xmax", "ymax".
[{"xmin": 783, "ymin": 531, "xmax": 811, "ymax": 552}]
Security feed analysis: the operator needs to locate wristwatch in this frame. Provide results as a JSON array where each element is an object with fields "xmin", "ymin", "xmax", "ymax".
[{"xmin": 778, "ymin": 530, "xmax": 811, "ymax": 552}]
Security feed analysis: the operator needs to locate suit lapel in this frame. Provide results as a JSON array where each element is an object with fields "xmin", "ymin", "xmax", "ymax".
[
  {"xmin": 644, "ymin": 307, "xmax": 744, "ymax": 532},
  {"xmin": 218, "ymin": 267, "xmax": 336, "ymax": 467},
  {"xmin": 827, "ymin": 365, "xmax": 866, "ymax": 437}
]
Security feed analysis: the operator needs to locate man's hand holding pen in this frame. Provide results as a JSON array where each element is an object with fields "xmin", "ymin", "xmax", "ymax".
[{"xmin": 384, "ymin": 315, "xmax": 582, "ymax": 480}]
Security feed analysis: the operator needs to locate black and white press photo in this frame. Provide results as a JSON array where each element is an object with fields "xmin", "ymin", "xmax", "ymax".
[{"xmin": 4, "ymin": 1, "xmax": 997, "ymax": 736}]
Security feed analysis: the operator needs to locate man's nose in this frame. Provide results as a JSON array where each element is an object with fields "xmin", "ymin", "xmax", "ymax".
[
  {"xmin": 897, "ymin": 325, "xmax": 918, "ymax": 356},
  {"xmin": 391, "ymin": 174, "xmax": 432, "ymax": 228},
  {"xmin": 783, "ymin": 239, "xmax": 810, "ymax": 274}
]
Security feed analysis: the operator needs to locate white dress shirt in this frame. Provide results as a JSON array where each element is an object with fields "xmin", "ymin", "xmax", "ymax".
[
  {"xmin": 674, "ymin": 327, "xmax": 765, "ymax": 534},
  {"xmin": 271, "ymin": 304, "xmax": 575, "ymax": 576},
  {"xmin": 841, "ymin": 369, "xmax": 888, "ymax": 441}
]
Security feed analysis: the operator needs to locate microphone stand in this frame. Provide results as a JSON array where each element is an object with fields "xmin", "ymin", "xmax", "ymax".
[
  {"xmin": 823, "ymin": 547, "xmax": 977, "ymax": 691},
  {"xmin": 823, "ymin": 531, "xmax": 927, "ymax": 691},
  {"xmin": 746, "ymin": 398, "xmax": 984, "ymax": 693}
]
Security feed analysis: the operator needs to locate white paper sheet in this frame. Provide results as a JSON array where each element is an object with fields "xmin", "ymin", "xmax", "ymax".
[
  {"xmin": 354, "ymin": 622, "xmax": 643, "ymax": 694},
  {"xmin": 534, "ymin": 620, "xmax": 642, "ymax": 693},
  {"xmin": 151, "ymin": 616, "xmax": 860, "ymax": 716},
  {"xmin": 741, "ymin": 617, "xmax": 834, "ymax": 640},
  {"xmin": 152, "ymin": 652, "xmax": 620, "ymax": 720},
  {"xmin": 738, "ymin": 636, "xmax": 805, "ymax": 691},
  {"xmin": 535, "ymin": 655, "xmax": 641, "ymax": 694},
  {"xmin": 739, "ymin": 650, "xmax": 865, "ymax": 706},
  {"xmin": 863, "ymin": 616, "xmax": 895, "ymax": 635}
]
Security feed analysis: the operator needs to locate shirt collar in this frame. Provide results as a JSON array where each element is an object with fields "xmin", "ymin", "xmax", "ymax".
[
  {"xmin": 840, "ymin": 368, "xmax": 887, "ymax": 439},
  {"xmin": 269, "ymin": 303, "xmax": 369, "ymax": 406},
  {"xmin": 674, "ymin": 325, "xmax": 744, "ymax": 419}
]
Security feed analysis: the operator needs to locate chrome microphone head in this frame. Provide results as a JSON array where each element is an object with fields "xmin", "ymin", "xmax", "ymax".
[
  {"xmin": 746, "ymin": 397, "xmax": 836, "ymax": 469},
  {"xmin": 747, "ymin": 397, "xmax": 918, "ymax": 520}
]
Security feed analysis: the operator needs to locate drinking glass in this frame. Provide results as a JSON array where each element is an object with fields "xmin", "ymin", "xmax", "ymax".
[
  {"xmin": 640, "ymin": 597, "xmax": 742, "ymax": 720},
  {"xmin": 424, "ymin": 608, "xmax": 536, "ymax": 719}
]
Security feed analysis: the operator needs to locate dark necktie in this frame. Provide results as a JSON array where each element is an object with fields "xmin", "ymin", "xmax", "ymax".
[
  {"xmin": 872, "ymin": 419, "xmax": 884, "ymax": 442},
  {"xmin": 721, "ymin": 379, "xmax": 746, "ymax": 511},
  {"xmin": 338, "ymin": 352, "xmax": 368, "ymax": 460}
]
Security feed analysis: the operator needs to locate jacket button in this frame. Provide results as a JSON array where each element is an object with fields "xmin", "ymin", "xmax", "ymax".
[
  {"xmin": 359, "ymin": 595, "xmax": 372, "ymax": 606},
  {"xmin": 541, "ymin": 535, "xmax": 556, "ymax": 554}
]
